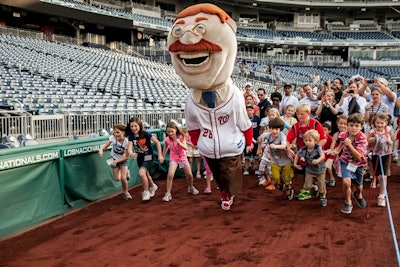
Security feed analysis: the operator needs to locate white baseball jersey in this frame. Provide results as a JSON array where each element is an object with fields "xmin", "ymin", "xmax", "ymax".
[{"xmin": 185, "ymin": 80, "xmax": 251, "ymax": 159}]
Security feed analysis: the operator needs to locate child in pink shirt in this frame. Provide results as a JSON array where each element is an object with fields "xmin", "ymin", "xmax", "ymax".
[{"xmin": 162, "ymin": 122, "xmax": 199, "ymax": 202}]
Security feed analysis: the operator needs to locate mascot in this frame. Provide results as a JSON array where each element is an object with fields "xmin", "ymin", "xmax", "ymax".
[{"xmin": 167, "ymin": 3, "xmax": 253, "ymax": 210}]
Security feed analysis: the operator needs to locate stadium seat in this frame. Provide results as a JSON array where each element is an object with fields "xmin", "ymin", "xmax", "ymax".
[
  {"xmin": 98, "ymin": 129, "xmax": 109, "ymax": 136},
  {"xmin": 21, "ymin": 139, "xmax": 39, "ymax": 146},
  {"xmin": 2, "ymin": 136, "xmax": 20, "ymax": 148},
  {"xmin": 69, "ymin": 135, "xmax": 79, "ymax": 141}
]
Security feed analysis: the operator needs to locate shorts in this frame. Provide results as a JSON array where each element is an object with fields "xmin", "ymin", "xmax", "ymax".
[
  {"xmin": 244, "ymin": 143, "xmax": 258, "ymax": 159},
  {"xmin": 270, "ymin": 162, "xmax": 294, "ymax": 185},
  {"xmin": 188, "ymin": 148, "xmax": 200, "ymax": 158},
  {"xmin": 137, "ymin": 154, "xmax": 153, "ymax": 171},
  {"xmin": 325, "ymin": 158, "xmax": 333, "ymax": 169},
  {"xmin": 371, "ymin": 155, "xmax": 390, "ymax": 176},
  {"xmin": 170, "ymin": 159, "xmax": 189, "ymax": 169},
  {"xmin": 112, "ymin": 158, "xmax": 128, "ymax": 167},
  {"xmin": 339, "ymin": 161, "xmax": 364, "ymax": 186}
]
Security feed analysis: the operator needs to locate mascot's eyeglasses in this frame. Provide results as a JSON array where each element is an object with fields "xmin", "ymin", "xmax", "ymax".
[{"xmin": 171, "ymin": 23, "xmax": 207, "ymax": 38}]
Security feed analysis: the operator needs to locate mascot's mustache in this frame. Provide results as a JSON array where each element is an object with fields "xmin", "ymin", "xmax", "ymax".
[{"xmin": 169, "ymin": 38, "xmax": 222, "ymax": 52}]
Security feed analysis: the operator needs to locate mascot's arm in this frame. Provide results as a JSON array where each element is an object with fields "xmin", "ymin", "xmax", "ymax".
[
  {"xmin": 242, "ymin": 127, "xmax": 253, "ymax": 146},
  {"xmin": 188, "ymin": 129, "xmax": 201, "ymax": 146}
]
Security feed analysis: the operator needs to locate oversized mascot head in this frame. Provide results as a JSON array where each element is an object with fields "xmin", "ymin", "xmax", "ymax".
[{"xmin": 167, "ymin": 3, "xmax": 237, "ymax": 90}]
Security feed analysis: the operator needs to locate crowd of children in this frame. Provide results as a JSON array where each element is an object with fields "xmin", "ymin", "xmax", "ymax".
[
  {"xmin": 243, "ymin": 81, "xmax": 396, "ymax": 214},
  {"xmin": 99, "ymin": 117, "xmax": 212, "ymax": 203}
]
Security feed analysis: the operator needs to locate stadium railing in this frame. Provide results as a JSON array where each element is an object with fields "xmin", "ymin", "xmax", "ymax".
[{"xmin": 0, "ymin": 109, "xmax": 184, "ymax": 141}]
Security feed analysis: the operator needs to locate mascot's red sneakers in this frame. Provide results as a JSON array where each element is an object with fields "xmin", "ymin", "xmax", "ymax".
[{"xmin": 221, "ymin": 190, "xmax": 235, "ymax": 211}]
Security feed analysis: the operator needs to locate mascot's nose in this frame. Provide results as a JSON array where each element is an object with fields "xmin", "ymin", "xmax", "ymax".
[{"xmin": 179, "ymin": 27, "xmax": 202, "ymax": 45}]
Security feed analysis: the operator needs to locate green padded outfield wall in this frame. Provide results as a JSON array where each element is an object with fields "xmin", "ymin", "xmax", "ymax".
[
  {"xmin": 0, "ymin": 129, "xmax": 185, "ymax": 240},
  {"xmin": 0, "ymin": 136, "xmax": 142, "ymax": 240}
]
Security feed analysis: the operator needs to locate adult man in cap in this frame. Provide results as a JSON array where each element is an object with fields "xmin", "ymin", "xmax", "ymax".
[{"xmin": 278, "ymin": 83, "xmax": 299, "ymax": 115}]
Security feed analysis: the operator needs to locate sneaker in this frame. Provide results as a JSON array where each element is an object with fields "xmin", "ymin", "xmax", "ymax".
[
  {"xmin": 162, "ymin": 193, "xmax": 172, "ymax": 202},
  {"xmin": 277, "ymin": 183, "xmax": 284, "ymax": 191},
  {"xmin": 196, "ymin": 172, "xmax": 201, "ymax": 179},
  {"xmin": 341, "ymin": 202, "xmax": 353, "ymax": 214},
  {"xmin": 296, "ymin": 189, "xmax": 312, "ymax": 200},
  {"xmin": 258, "ymin": 177, "xmax": 266, "ymax": 186},
  {"xmin": 254, "ymin": 169, "xmax": 259, "ymax": 175},
  {"xmin": 203, "ymin": 187, "xmax": 212, "ymax": 194},
  {"xmin": 262, "ymin": 179, "xmax": 270, "ymax": 187},
  {"xmin": 149, "ymin": 184, "xmax": 158, "ymax": 197},
  {"xmin": 243, "ymin": 169, "xmax": 249, "ymax": 175},
  {"xmin": 328, "ymin": 179, "xmax": 335, "ymax": 187},
  {"xmin": 265, "ymin": 185, "xmax": 276, "ymax": 191},
  {"xmin": 221, "ymin": 200, "xmax": 231, "ymax": 210},
  {"xmin": 142, "ymin": 191, "xmax": 151, "ymax": 201},
  {"xmin": 378, "ymin": 196, "xmax": 386, "ymax": 207},
  {"xmin": 352, "ymin": 191, "xmax": 367, "ymax": 208},
  {"xmin": 220, "ymin": 191, "xmax": 234, "ymax": 210},
  {"xmin": 284, "ymin": 188, "xmax": 294, "ymax": 200},
  {"xmin": 123, "ymin": 191, "xmax": 132, "ymax": 200},
  {"xmin": 320, "ymin": 197, "xmax": 328, "ymax": 207},
  {"xmin": 311, "ymin": 185, "xmax": 319, "ymax": 198},
  {"xmin": 188, "ymin": 186, "xmax": 199, "ymax": 195}
]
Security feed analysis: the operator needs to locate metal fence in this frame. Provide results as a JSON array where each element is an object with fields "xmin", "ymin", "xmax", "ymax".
[{"xmin": 0, "ymin": 109, "xmax": 185, "ymax": 140}]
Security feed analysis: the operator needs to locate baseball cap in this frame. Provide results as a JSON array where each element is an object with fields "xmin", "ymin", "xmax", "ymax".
[
  {"xmin": 283, "ymin": 83, "xmax": 292, "ymax": 88},
  {"xmin": 244, "ymin": 82, "xmax": 252, "ymax": 87}
]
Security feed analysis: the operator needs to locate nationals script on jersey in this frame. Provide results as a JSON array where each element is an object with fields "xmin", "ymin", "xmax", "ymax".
[{"xmin": 185, "ymin": 80, "xmax": 251, "ymax": 159}]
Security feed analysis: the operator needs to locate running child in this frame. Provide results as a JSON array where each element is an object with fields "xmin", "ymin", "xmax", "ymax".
[
  {"xmin": 98, "ymin": 124, "xmax": 131, "ymax": 200},
  {"xmin": 367, "ymin": 112, "xmax": 393, "ymax": 207},
  {"xmin": 325, "ymin": 115, "xmax": 348, "ymax": 187},
  {"xmin": 127, "ymin": 117, "xmax": 163, "ymax": 201},
  {"xmin": 293, "ymin": 129, "xmax": 327, "ymax": 206},
  {"xmin": 334, "ymin": 113, "xmax": 368, "ymax": 214},
  {"xmin": 280, "ymin": 104, "xmax": 297, "ymax": 135},
  {"xmin": 161, "ymin": 121, "xmax": 199, "ymax": 202},
  {"xmin": 243, "ymin": 105, "xmax": 260, "ymax": 175},
  {"xmin": 257, "ymin": 118, "xmax": 294, "ymax": 199}
]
